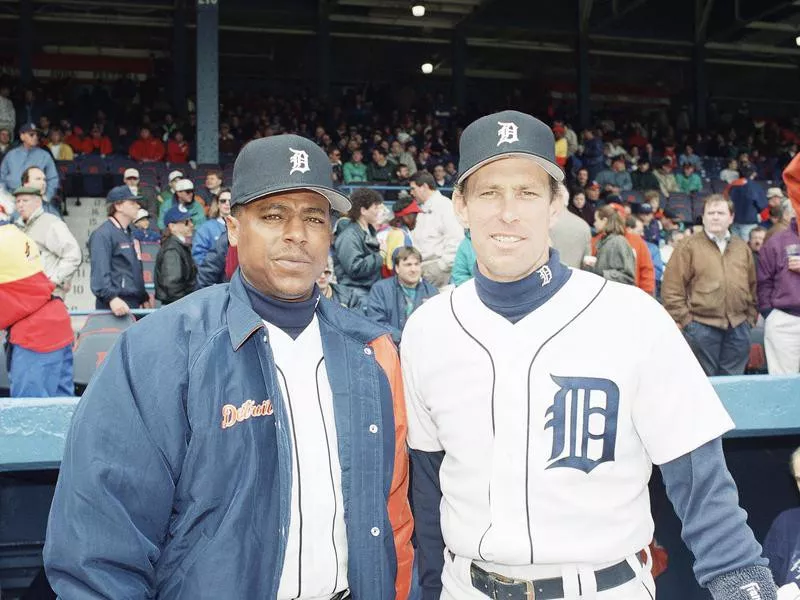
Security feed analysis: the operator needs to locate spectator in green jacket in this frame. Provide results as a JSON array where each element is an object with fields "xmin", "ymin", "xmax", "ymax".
[
  {"xmin": 343, "ymin": 148, "xmax": 368, "ymax": 184},
  {"xmin": 676, "ymin": 162, "xmax": 703, "ymax": 194},
  {"xmin": 451, "ymin": 232, "xmax": 476, "ymax": 286}
]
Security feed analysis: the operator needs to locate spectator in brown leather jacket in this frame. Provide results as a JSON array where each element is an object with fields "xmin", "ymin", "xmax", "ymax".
[{"xmin": 662, "ymin": 194, "xmax": 758, "ymax": 376}]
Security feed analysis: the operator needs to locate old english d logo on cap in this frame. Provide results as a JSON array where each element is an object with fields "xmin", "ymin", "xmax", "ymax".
[
  {"xmin": 289, "ymin": 148, "xmax": 310, "ymax": 175},
  {"xmin": 457, "ymin": 110, "xmax": 565, "ymax": 185}
]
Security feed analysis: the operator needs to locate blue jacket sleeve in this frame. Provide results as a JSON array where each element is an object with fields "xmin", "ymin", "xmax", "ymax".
[
  {"xmin": 195, "ymin": 233, "xmax": 227, "ymax": 290},
  {"xmin": 44, "ymin": 331, "xmax": 186, "ymax": 598},
  {"xmin": 89, "ymin": 229, "xmax": 119, "ymax": 302},
  {"xmin": 191, "ymin": 223, "xmax": 214, "ymax": 265},
  {"xmin": 44, "ymin": 154, "xmax": 59, "ymax": 202},
  {"xmin": 364, "ymin": 283, "xmax": 402, "ymax": 344},
  {"xmin": 410, "ymin": 449, "xmax": 445, "ymax": 600},
  {"xmin": 659, "ymin": 437, "xmax": 769, "ymax": 586}
]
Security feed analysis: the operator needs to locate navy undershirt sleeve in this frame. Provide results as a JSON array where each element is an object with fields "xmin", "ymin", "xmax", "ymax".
[{"xmin": 659, "ymin": 437, "xmax": 768, "ymax": 586}]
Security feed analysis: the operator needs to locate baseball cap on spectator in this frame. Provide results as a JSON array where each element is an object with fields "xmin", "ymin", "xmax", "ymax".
[
  {"xmin": 106, "ymin": 185, "xmax": 142, "ymax": 204},
  {"xmin": 456, "ymin": 110, "xmax": 565, "ymax": 185},
  {"xmin": 393, "ymin": 195, "xmax": 422, "ymax": 217},
  {"xmin": 632, "ymin": 203, "xmax": 653, "ymax": 215},
  {"xmin": 175, "ymin": 179, "xmax": 194, "ymax": 192},
  {"xmin": 767, "ymin": 187, "xmax": 785, "ymax": 199},
  {"xmin": 168, "ymin": 170, "xmax": 184, "ymax": 183},
  {"xmin": 587, "ymin": 181, "xmax": 601, "ymax": 191},
  {"xmin": 164, "ymin": 206, "xmax": 193, "ymax": 226},
  {"xmin": 781, "ymin": 152, "xmax": 800, "ymax": 218},
  {"xmin": 739, "ymin": 165, "xmax": 755, "ymax": 178},
  {"xmin": 662, "ymin": 208, "xmax": 681, "ymax": 221},
  {"xmin": 552, "ymin": 125, "xmax": 565, "ymax": 136},
  {"xmin": 660, "ymin": 158, "xmax": 672, "ymax": 168},
  {"xmin": 134, "ymin": 208, "xmax": 150, "ymax": 223},
  {"xmin": 231, "ymin": 134, "xmax": 350, "ymax": 212},
  {"xmin": 124, "ymin": 168, "xmax": 140, "ymax": 180},
  {"xmin": 19, "ymin": 123, "xmax": 38, "ymax": 134},
  {"xmin": 12, "ymin": 185, "xmax": 42, "ymax": 196}
]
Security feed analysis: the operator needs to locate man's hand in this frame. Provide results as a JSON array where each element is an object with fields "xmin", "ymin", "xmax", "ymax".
[
  {"xmin": 141, "ymin": 298, "xmax": 154, "ymax": 309},
  {"xmin": 109, "ymin": 297, "xmax": 130, "ymax": 316},
  {"xmin": 787, "ymin": 256, "xmax": 800, "ymax": 273}
]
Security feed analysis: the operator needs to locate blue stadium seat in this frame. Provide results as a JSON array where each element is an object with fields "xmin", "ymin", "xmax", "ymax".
[
  {"xmin": 77, "ymin": 313, "xmax": 136, "ymax": 338},
  {"xmin": 106, "ymin": 156, "xmax": 139, "ymax": 187},
  {"xmin": 73, "ymin": 330, "xmax": 122, "ymax": 387},
  {"xmin": 139, "ymin": 241, "xmax": 160, "ymax": 262},
  {"xmin": 665, "ymin": 193, "xmax": 693, "ymax": 223},
  {"xmin": 56, "ymin": 160, "xmax": 78, "ymax": 198},
  {"xmin": 78, "ymin": 156, "xmax": 107, "ymax": 197},
  {"xmin": 621, "ymin": 190, "xmax": 644, "ymax": 205}
]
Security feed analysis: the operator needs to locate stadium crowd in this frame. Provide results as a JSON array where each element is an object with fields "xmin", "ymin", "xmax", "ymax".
[{"xmin": 1, "ymin": 76, "xmax": 799, "ymax": 394}]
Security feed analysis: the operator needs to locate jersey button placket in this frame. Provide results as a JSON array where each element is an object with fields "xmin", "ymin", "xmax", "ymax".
[{"xmin": 370, "ymin": 527, "xmax": 380, "ymax": 537}]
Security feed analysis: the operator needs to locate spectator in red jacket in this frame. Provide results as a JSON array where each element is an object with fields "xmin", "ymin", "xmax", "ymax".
[
  {"xmin": 129, "ymin": 126, "xmax": 165, "ymax": 162},
  {"xmin": 62, "ymin": 121, "xmax": 83, "ymax": 153},
  {"xmin": 80, "ymin": 124, "xmax": 113, "ymax": 157},
  {"xmin": 166, "ymin": 130, "xmax": 190, "ymax": 164}
]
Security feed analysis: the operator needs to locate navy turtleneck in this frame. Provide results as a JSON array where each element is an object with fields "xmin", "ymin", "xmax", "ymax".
[
  {"xmin": 473, "ymin": 249, "xmax": 571, "ymax": 324},
  {"xmin": 242, "ymin": 277, "xmax": 319, "ymax": 340}
]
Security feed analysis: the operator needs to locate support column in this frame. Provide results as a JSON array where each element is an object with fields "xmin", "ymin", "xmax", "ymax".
[
  {"xmin": 19, "ymin": 0, "xmax": 33, "ymax": 85},
  {"xmin": 452, "ymin": 28, "xmax": 467, "ymax": 111},
  {"xmin": 318, "ymin": 0, "xmax": 331, "ymax": 102},
  {"xmin": 173, "ymin": 0, "xmax": 188, "ymax": 116},
  {"xmin": 577, "ymin": 0, "xmax": 593, "ymax": 130},
  {"xmin": 196, "ymin": 0, "xmax": 219, "ymax": 165},
  {"xmin": 693, "ymin": 0, "xmax": 714, "ymax": 131}
]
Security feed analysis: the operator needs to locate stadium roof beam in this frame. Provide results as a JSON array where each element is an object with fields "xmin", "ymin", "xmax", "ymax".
[
  {"xmin": 711, "ymin": 0, "xmax": 796, "ymax": 41},
  {"xmin": 594, "ymin": 0, "xmax": 650, "ymax": 31}
]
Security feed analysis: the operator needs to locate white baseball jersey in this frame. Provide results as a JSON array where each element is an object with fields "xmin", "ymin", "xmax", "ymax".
[
  {"xmin": 402, "ymin": 268, "xmax": 734, "ymax": 566},
  {"xmin": 267, "ymin": 316, "xmax": 349, "ymax": 600}
]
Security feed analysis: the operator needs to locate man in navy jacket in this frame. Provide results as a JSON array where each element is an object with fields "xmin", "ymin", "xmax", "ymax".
[
  {"xmin": 364, "ymin": 246, "xmax": 437, "ymax": 344},
  {"xmin": 45, "ymin": 135, "xmax": 414, "ymax": 599}
]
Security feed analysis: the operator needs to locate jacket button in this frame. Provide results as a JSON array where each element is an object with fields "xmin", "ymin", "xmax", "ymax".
[
  {"xmin": 363, "ymin": 347, "xmax": 373, "ymax": 356},
  {"xmin": 263, "ymin": 335, "xmax": 268, "ymax": 343},
  {"xmin": 370, "ymin": 527, "xmax": 380, "ymax": 537},
  {"xmin": 369, "ymin": 424, "xmax": 378, "ymax": 434}
]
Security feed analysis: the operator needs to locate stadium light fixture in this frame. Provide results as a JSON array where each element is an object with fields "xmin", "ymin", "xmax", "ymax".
[
  {"xmin": 421, "ymin": 62, "xmax": 433, "ymax": 74},
  {"xmin": 796, "ymin": 35, "xmax": 800, "ymax": 46},
  {"xmin": 411, "ymin": 4, "xmax": 426, "ymax": 17}
]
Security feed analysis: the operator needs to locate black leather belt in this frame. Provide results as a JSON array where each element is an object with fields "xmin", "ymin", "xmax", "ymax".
[{"xmin": 468, "ymin": 552, "xmax": 645, "ymax": 600}]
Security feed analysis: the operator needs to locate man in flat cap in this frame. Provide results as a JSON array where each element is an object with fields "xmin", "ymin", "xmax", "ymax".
[
  {"xmin": 45, "ymin": 135, "xmax": 414, "ymax": 599},
  {"xmin": 402, "ymin": 110, "xmax": 778, "ymax": 600}
]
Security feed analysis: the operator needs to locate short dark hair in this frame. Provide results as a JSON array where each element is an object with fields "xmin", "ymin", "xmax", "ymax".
[
  {"xmin": 410, "ymin": 171, "xmax": 436, "ymax": 190},
  {"xmin": 347, "ymin": 187, "xmax": 383, "ymax": 221},
  {"xmin": 373, "ymin": 147, "xmax": 387, "ymax": 157},
  {"xmin": 206, "ymin": 169, "xmax": 223, "ymax": 181}
]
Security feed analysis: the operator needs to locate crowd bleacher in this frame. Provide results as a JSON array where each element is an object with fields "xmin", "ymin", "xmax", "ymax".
[{"xmin": 1, "ymin": 76, "xmax": 800, "ymax": 397}]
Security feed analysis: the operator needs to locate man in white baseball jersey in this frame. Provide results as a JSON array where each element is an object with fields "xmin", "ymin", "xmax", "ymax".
[{"xmin": 402, "ymin": 110, "xmax": 778, "ymax": 600}]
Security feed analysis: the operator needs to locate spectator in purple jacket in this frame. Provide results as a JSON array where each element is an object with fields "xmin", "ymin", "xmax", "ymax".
[{"xmin": 756, "ymin": 215, "xmax": 800, "ymax": 374}]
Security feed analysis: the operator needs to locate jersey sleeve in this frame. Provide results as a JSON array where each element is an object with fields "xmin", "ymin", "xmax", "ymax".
[
  {"xmin": 401, "ymin": 317, "xmax": 443, "ymax": 452},
  {"xmin": 631, "ymin": 296, "xmax": 734, "ymax": 465}
]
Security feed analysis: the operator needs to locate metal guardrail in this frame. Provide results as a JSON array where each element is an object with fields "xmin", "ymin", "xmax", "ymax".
[{"xmin": 69, "ymin": 309, "xmax": 157, "ymax": 317}]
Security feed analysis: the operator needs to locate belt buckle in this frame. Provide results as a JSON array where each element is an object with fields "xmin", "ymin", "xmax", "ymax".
[{"xmin": 524, "ymin": 579, "xmax": 535, "ymax": 599}]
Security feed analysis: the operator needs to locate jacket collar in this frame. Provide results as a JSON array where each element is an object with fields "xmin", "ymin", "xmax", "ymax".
[{"xmin": 226, "ymin": 270, "xmax": 266, "ymax": 351}]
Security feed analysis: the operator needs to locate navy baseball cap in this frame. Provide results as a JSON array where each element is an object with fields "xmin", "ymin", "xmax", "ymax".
[
  {"xmin": 106, "ymin": 185, "xmax": 142, "ymax": 204},
  {"xmin": 19, "ymin": 123, "xmax": 38, "ymax": 134},
  {"xmin": 231, "ymin": 134, "xmax": 350, "ymax": 212},
  {"xmin": 164, "ymin": 206, "xmax": 192, "ymax": 226},
  {"xmin": 456, "ymin": 110, "xmax": 565, "ymax": 186}
]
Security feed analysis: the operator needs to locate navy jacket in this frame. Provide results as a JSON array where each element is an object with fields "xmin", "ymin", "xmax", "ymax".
[
  {"xmin": 88, "ymin": 217, "xmax": 147, "ymax": 308},
  {"xmin": 364, "ymin": 276, "xmax": 438, "ymax": 344},
  {"xmin": 44, "ymin": 271, "xmax": 414, "ymax": 599},
  {"xmin": 764, "ymin": 507, "xmax": 800, "ymax": 586},
  {"xmin": 730, "ymin": 180, "xmax": 768, "ymax": 225}
]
